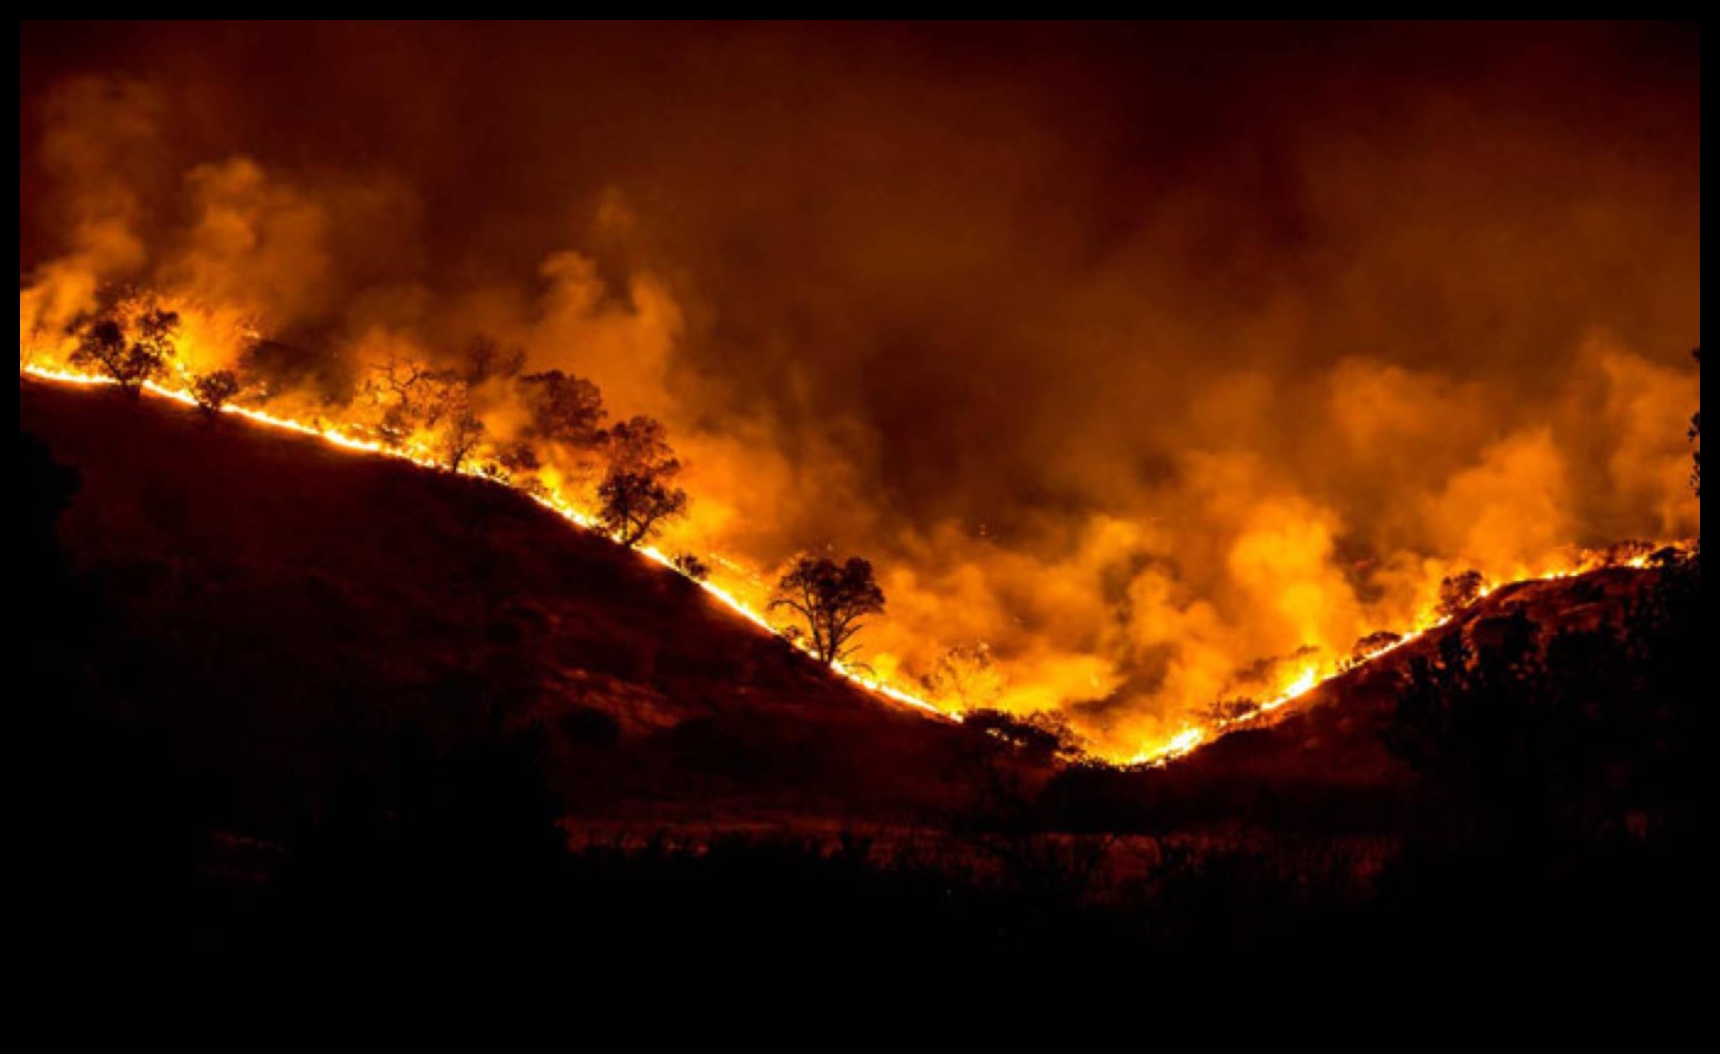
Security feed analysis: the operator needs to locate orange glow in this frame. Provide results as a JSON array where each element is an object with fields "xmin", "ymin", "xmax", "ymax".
[
  {"xmin": 1122, "ymin": 545, "xmax": 1677, "ymax": 767},
  {"xmin": 24, "ymin": 357, "xmax": 1682, "ymax": 764},
  {"xmin": 21, "ymin": 361, "xmax": 953, "ymax": 721},
  {"xmin": 18, "ymin": 26, "xmax": 1698, "ymax": 772}
]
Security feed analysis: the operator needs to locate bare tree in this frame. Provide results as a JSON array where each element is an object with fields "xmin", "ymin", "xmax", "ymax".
[
  {"xmin": 70, "ymin": 305, "xmax": 179, "ymax": 397},
  {"xmin": 597, "ymin": 470, "xmax": 687, "ymax": 547},
  {"xmin": 364, "ymin": 356, "xmax": 469, "ymax": 450},
  {"xmin": 769, "ymin": 555, "xmax": 886, "ymax": 666},
  {"xmin": 482, "ymin": 439, "xmax": 541, "ymax": 484},
  {"xmin": 440, "ymin": 405, "xmax": 487, "ymax": 471},
  {"xmin": 1437, "ymin": 569, "xmax": 1487, "ymax": 621},
  {"xmin": 191, "ymin": 370, "xmax": 242, "ymax": 420},
  {"xmin": 595, "ymin": 414, "xmax": 688, "ymax": 548},
  {"xmin": 602, "ymin": 415, "xmax": 677, "ymax": 475},
  {"xmin": 1340, "ymin": 630, "xmax": 1405, "ymax": 672},
  {"xmin": 521, "ymin": 369, "xmax": 606, "ymax": 447},
  {"xmin": 672, "ymin": 552, "xmax": 711, "ymax": 581},
  {"xmin": 134, "ymin": 304, "xmax": 179, "ymax": 358}
]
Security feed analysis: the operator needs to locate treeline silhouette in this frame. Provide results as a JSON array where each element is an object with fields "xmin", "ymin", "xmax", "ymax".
[{"xmin": 52, "ymin": 293, "xmax": 901, "ymax": 667}]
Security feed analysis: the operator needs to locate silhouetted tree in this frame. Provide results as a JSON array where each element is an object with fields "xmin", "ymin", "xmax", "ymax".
[
  {"xmin": 497, "ymin": 440, "xmax": 541, "ymax": 477},
  {"xmin": 602, "ymin": 415, "xmax": 677, "ymax": 475},
  {"xmin": 362, "ymin": 357, "xmax": 491, "ymax": 467},
  {"xmin": 595, "ymin": 415, "xmax": 687, "ymax": 548},
  {"xmin": 190, "ymin": 369, "xmax": 242, "ymax": 420},
  {"xmin": 1341, "ymin": 630, "xmax": 1404, "ymax": 671},
  {"xmin": 1201, "ymin": 696, "xmax": 1260, "ymax": 723},
  {"xmin": 769, "ymin": 555, "xmax": 886, "ymax": 666},
  {"xmin": 672, "ymin": 552, "xmax": 711, "ymax": 580},
  {"xmin": 136, "ymin": 303, "xmax": 177, "ymax": 347},
  {"xmin": 441, "ymin": 405, "xmax": 486, "ymax": 471},
  {"xmin": 70, "ymin": 317, "xmax": 129, "ymax": 381},
  {"xmin": 963, "ymin": 709, "xmax": 1084, "ymax": 765},
  {"xmin": 521, "ymin": 370, "xmax": 606, "ymax": 446},
  {"xmin": 70, "ymin": 304, "xmax": 179, "ymax": 397},
  {"xmin": 1436, "ymin": 569, "xmax": 1486, "ymax": 620},
  {"xmin": 597, "ymin": 470, "xmax": 688, "ymax": 547},
  {"xmin": 478, "ymin": 440, "xmax": 537, "ymax": 484},
  {"xmin": 1385, "ymin": 563, "xmax": 1700, "ymax": 853},
  {"xmin": 364, "ymin": 357, "xmax": 456, "ymax": 448},
  {"xmin": 923, "ymin": 642, "xmax": 1005, "ymax": 711}
]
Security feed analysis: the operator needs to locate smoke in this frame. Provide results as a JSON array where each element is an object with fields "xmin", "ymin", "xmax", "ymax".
[{"xmin": 20, "ymin": 22, "xmax": 1700, "ymax": 754}]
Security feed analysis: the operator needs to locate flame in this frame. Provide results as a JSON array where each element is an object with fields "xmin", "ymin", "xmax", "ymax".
[
  {"xmin": 1121, "ymin": 545, "xmax": 1675, "ymax": 767},
  {"xmin": 19, "ymin": 359, "xmax": 1684, "ymax": 765},
  {"xmin": 21, "ymin": 361, "xmax": 952, "ymax": 720}
]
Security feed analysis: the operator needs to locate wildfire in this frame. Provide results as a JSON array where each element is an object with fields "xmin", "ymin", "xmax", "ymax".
[
  {"xmin": 21, "ymin": 360, "xmax": 953, "ymax": 720},
  {"xmin": 18, "ymin": 359, "xmax": 1684, "ymax": 766},
  {"xmin": 1123, "ymin": 546, "xmax": 1672, "ymax": 768}
]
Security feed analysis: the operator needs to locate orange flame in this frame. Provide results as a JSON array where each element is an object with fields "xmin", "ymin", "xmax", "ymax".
[
  {"xmin": 22, "ymin": 361, "xmax": 952, "ymax": 720},
  {"xmin": 19, "ymin": 360, "xmax": 1684, "ymax": 764}
]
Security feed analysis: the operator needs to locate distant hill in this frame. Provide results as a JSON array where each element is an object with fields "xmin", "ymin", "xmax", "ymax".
[
  {"xmin": 1053, "ymin": 561, "xmax": 1674, "ymax": 831},
  {"xmin": 19, "ymin": 378, "xmax": 993, "ymax": 837},
  {"xmin": 1185, "ymin": 565, "xmax": 1661, "ymax": 779}
]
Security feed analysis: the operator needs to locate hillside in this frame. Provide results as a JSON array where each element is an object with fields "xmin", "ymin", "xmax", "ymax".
[
  {"xmin": 1184, "ymin": 565, "xmax": 1662, "ymax": 779},
  {"xmin": 19, "ymin": 378, "xmax": 992, "ymax": 836},
  {"xmin": 1041, "ymin": 561, "xmax": 1677, "ymax": 832},
  {"xmin": 22, "ymin": 377, "xmax": 1676, "ymax": 835},
  {"xmin": 19, "ymin": 377, "xmax": 1698, "ymax": 957}
]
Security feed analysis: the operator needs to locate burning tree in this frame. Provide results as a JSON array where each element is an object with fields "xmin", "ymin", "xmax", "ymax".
[
  {"xmin": 596, "ymin": 415, "xmax": 688, "ymax": 547},
  {"xmin": 1437, "ymin": 569, "xmax": 1487, "ymax": 620},
  {"xmin": 1341, "ymin": 630, "xmax": 1405, "ymax": 672},
  {"xmin": 672, "ymin": 552, "xmax": 711, "ymax": 580},
  {"xmin": 1202, "ymin": 697, "xmax": 1261, "ymax": 723},
  {"xmin": 362, "ymin": 356, "xmax": 491, "ymax": 470},
  {"xmin": 440, "ymin": 402, "xmax": 487, "ymax": 471},
  {"xmin": 923, "ymin": 642, "xmax": 1005, "ymax": 711},
  {"xmin": 69, "ymin": 304, "xmax": 180, "ymax": 397},
  {"xmin": 521, "ymin": 369, "xmax": 606, "ymax": 447},
  {"xmin": 364, "ymin": 357, "xmax": 456, "ymax": 448},
  {"xmin": 481, "ymin": 439, "xmax": 541, "ymax": 484},
  {"xmin": 769, "ymin": 555, "xmax": 886, "ymax": 666},
  {"xmin": 597, "ymin": 470, "xmax": 688, "ymax": 546},
  {"xmin": 191, "ymin": 370, "xmax": 243, "ymax": 420},
  {"xmin": 602, "ymin": 415, "xmax": 676, "ymax": 474}
]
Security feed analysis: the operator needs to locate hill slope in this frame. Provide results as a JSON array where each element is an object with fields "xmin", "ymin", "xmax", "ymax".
[
  {"xmin": 19, "ymin": 376, "xmax": 1677, "ymax": 837},
  {"xmin": 1074, "ymin": 561, "xmax": 1676, "ymax": 831},
  {"xmin": 20, "ymin": 378, "xmax": 986, "ymax": 834},
  {"xmin": 1185, "ymin": 565, "xmax": 1661, "ymax": 780}
]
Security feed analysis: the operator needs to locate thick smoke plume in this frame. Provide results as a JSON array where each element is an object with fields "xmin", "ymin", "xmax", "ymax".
[{"xmin": 21, "ymin": 23, "xmax": 1699, "ymax": 754}]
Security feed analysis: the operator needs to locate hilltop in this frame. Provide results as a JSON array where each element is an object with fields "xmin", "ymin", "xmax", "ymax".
[{"xmin": 19, "ymin": 378, "xmax": 995, "ymax": 837}]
